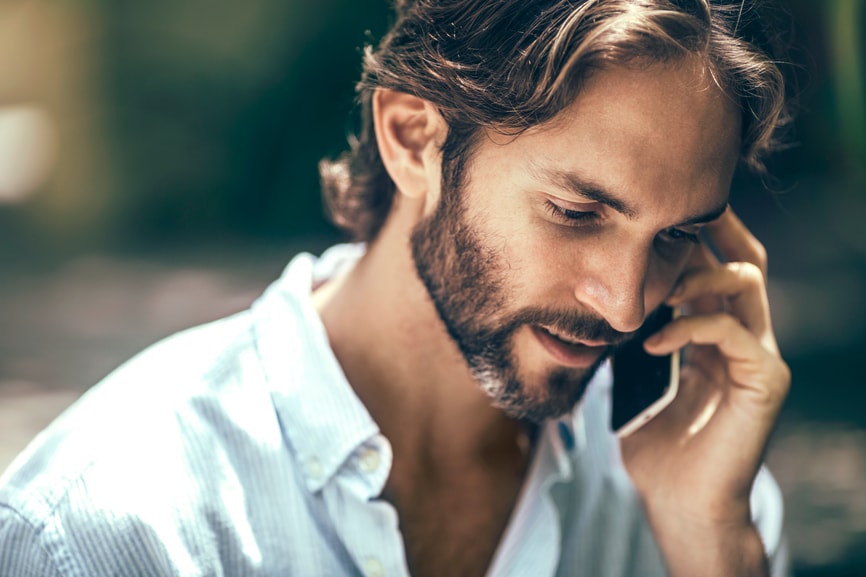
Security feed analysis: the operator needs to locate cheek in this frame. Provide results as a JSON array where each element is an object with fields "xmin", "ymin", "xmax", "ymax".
[
  {"xmin": 503, "ymin": 230, "xmax": 584, "ymax": 305},
  {"xmin": 481, "ymin": 215, "xmax": 553, "ymax": 299}
]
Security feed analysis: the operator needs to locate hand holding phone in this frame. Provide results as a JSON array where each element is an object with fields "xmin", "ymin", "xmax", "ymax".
[{"xmin": 616, "ymin": 208, "xmax": 790, "ymax": 575}]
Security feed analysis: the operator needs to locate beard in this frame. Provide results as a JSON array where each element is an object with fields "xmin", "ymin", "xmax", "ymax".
[{"xmin": 410, "ymin": 177, "xmax": 626, "ymax": 423}]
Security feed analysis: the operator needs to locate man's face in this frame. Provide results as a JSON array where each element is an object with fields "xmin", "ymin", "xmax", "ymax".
[{"xmin": 410, "ymin": 59, "xmax": 741, "ymax": 422}]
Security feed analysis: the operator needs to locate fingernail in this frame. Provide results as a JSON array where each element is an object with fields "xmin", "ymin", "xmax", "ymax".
[{"xmin": 644, "ymin": 333, "xmax": 662, "ymax": 348}]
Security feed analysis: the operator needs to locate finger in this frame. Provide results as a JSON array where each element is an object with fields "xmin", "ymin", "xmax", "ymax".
[
  {"xmin": 684, "ymin": 237, "xmax": 719, "ymax": 270},
  {"xmin": 645, "ymin": 313, "xmax": 751, "ymax": 359},
  {"xmin": 667, "ymin": 260, "xmax": 773, "ymax": 344},
  {"xmin": 644, "ymin": 313, "xmax": 789, "ymax": 403},
  {"xmin": 647, "ymin": 313, "xmax": 791, "ymax": 461},
  {"xmin": 679, "ymin": 242, "xmax": 725, "ymax": 316},
  {"xmin": 704, "ymin": 208, "xmax": 768, "ymax": 278}
]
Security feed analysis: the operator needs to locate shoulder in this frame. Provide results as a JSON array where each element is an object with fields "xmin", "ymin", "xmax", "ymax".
[
  {"xmin": 2, "ymin": 310, "xmax": 267, "ymax": 481},
  {"xmin": 0, "ymin": 504, "xmax": 63, "ymax": 577},
  {"xmin": 0, "ymin": 311, "xmax": 306, "ymax": 574}
]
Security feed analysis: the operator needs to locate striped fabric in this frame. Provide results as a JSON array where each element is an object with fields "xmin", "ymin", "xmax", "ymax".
[{"xmin": 0, "ymin": 245, "xmax": 787, "ymax": 576}]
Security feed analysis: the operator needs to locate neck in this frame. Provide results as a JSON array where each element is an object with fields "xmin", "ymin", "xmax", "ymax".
[{"xmin": 313, "ymin": 198, "xmax": 531, "ymax": 471}]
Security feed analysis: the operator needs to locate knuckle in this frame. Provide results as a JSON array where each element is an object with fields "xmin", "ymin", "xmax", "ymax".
[
  {"xmin": 777, "ymin": 359, "xmax": 792, "ymax": 391},
  {"xmin": 750, "ymin": 240, "xmax": 768, "ymax": 270},
  {"xmin": 764, "ymin": 359, "xmax": 791, "ymax": 407},
  {"xmin": 723, "ymin": 313, "xmax": 742, "ymax": 332},
  {"xmin": 709, "ymin": 312, "xmax": 739, "ymax": 331},
  {"xmin": 727, "ymin": 261, "xmax": 764, "ymax": 286}
]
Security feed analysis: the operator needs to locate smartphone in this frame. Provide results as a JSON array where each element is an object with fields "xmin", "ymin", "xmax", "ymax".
[{"xmin": 611, "ymin": 305, "xmax": 680, "ymax": 437}]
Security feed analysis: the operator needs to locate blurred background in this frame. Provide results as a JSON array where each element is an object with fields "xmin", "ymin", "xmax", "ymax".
[{"xmin": 0, "ymin": 0, "xmax": 862, "ymax": 574}]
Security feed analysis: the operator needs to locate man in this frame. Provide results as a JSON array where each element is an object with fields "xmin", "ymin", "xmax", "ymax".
[{"xmin": 0, "ymin": 0, "xmax": 792, "ymax": 575}]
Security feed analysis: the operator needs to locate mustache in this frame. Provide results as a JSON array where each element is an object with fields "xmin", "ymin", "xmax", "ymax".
[{"xmin": 496, "ymin": 307, "xmax": 633, "ymax": 346}]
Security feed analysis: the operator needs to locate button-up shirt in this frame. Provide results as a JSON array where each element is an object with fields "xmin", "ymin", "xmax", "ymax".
[{"xmin": 0, "ymin": 245, "xmax": 788, "ymax": 576}]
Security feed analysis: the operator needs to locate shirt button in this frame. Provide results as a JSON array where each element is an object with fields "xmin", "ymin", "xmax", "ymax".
[
  {"xmin": 363, "ymin": 557, "xmax": 384, "ymax": 577},
  {"xmin": 359, "ymin": 447, "xmax": 381, "ymax": 473},
  {"xmin": 305, "ymin": 457, "xmax": 323, "ymax": 479}
]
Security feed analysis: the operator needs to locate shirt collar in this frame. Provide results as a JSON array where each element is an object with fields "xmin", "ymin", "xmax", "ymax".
[
  {"xmin": 251, "ymin": 244, "xmax": 378, "ymax": 493},
  {"xmin": 249, "ymin": 243, "xmax": 617, "ymax": 495},
  {"xmin": 539, "ymin": 361, "xmax": 617, "ymax": 490}
]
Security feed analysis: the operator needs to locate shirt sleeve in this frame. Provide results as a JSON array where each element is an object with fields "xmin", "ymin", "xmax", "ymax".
[
  {"xmin": 751, "ymin": 465, "xmax": 790, "ymax": 577},
  {"xmin": 1, "ymin": 491, "xmax": 183, "ymax": 577},
  {"xmin": 0, "ymin": 504, "xmax": 63, "ymax": 577}
]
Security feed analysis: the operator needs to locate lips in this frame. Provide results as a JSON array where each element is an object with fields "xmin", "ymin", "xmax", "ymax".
[{"xmin": 531, "ymin": 325, "xmax": 609, "ymax": 368}]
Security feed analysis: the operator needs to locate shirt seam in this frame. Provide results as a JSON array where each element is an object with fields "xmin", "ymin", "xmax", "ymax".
[{"xmin": 0, "ymin": 501, "xmax": 70, "ymax": 576}]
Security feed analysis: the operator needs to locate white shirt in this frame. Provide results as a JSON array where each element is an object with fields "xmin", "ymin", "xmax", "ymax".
[{"xmin": 0, "ymin": 244, "xmax": 788, "ymax": 576}]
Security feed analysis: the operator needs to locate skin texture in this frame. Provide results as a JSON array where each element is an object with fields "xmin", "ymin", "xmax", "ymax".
[
  {"xmin": 409, "ymin": 153, "xmax": 622, "ymax": 423},
  {"xmin": 408, "ymin": 58, "xmax": 738, "ymax": 425},
  {"xmin": 314, "ymin": 57, "xmax": 788, "ymax": 576}
]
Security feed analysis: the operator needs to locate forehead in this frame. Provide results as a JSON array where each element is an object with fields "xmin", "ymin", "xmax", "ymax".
[
  {"xmin": 475, "ymin": 58, "xmax": 741, "ymax": 218},
  {"xmin": 553, "ymin": 57, "xmax": 739, "ymax": 158}
]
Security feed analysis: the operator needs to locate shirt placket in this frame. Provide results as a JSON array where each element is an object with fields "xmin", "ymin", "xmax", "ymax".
[{"xmin": 322, "ymin": 435, "xmax": 411, "ymax": 577}]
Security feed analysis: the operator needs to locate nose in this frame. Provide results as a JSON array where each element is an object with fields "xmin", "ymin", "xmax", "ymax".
[{"xmin": 574, "ymin": 247, "xmax": 648, "ymax": 334}]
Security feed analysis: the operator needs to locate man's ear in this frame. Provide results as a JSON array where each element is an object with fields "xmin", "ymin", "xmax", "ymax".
[{"xmin": 373, "ymin": 89, "xmax": 445, "ymax": 202}]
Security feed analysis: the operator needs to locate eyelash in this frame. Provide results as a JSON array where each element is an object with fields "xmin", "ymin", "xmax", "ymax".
[
  {"xmin": 543, "ymin": 200, "xmax": 600, "ymax": 224},
  {"xmin": 543, "ymin": 200, "xmax": 700, "ymax": 245},
  {"xmin": 663, "ymin": 228, "xmax": 701, "ymax": 245}
]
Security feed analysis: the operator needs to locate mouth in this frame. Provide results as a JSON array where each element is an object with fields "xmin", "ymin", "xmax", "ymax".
[{"xmin": 531, "ymin": 325, "xmax": 610, "ymax": 369}]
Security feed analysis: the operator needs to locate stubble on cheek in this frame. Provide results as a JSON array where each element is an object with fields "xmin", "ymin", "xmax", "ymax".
[{"xmin": 409, "ymin": 179, "xmax": 613, "ymax": 421}]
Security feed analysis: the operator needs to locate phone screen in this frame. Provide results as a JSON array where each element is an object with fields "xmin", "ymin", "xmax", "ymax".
[{"xmin": 610, "ymin": 305, "xmax": 679, "ymax": 435}]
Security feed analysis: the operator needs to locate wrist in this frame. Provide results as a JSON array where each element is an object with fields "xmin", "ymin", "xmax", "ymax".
[{"xmin": 648, "ymin": 512, "xmax": 769, "ymax": 577}]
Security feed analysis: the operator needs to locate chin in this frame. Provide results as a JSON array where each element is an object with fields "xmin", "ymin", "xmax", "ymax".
[{"xmin": 480, "ymin": 363, "xmax": 603, "ymax": 424}]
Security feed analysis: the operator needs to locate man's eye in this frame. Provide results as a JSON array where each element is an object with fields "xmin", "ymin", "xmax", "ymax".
[
  {"xmin": 544, "ymin": 200, "xmax": 599, "ymax": 225},
  {"xmin": 661, "ymin": 227, "xmax": 700, "ymax": 245}
]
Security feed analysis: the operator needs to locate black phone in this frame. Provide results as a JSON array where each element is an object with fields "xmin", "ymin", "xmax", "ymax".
[{"xmin": 610, "ymin": 305, "xmax": 680, "ymax": 437}]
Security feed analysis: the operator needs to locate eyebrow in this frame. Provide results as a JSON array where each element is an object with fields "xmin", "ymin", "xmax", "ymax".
[
  {"xmin": 530, "ymin": 163, "xmax": 729, "ymax": 227},
  {"xmin": 677, "ymin": 202, "xmax": 729, "ymax": 226}
]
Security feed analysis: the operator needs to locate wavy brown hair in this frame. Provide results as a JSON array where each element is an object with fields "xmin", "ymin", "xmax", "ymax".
[{"xmin": 320, "ymin": 0, "xmax": 794, "ymax": 241}]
